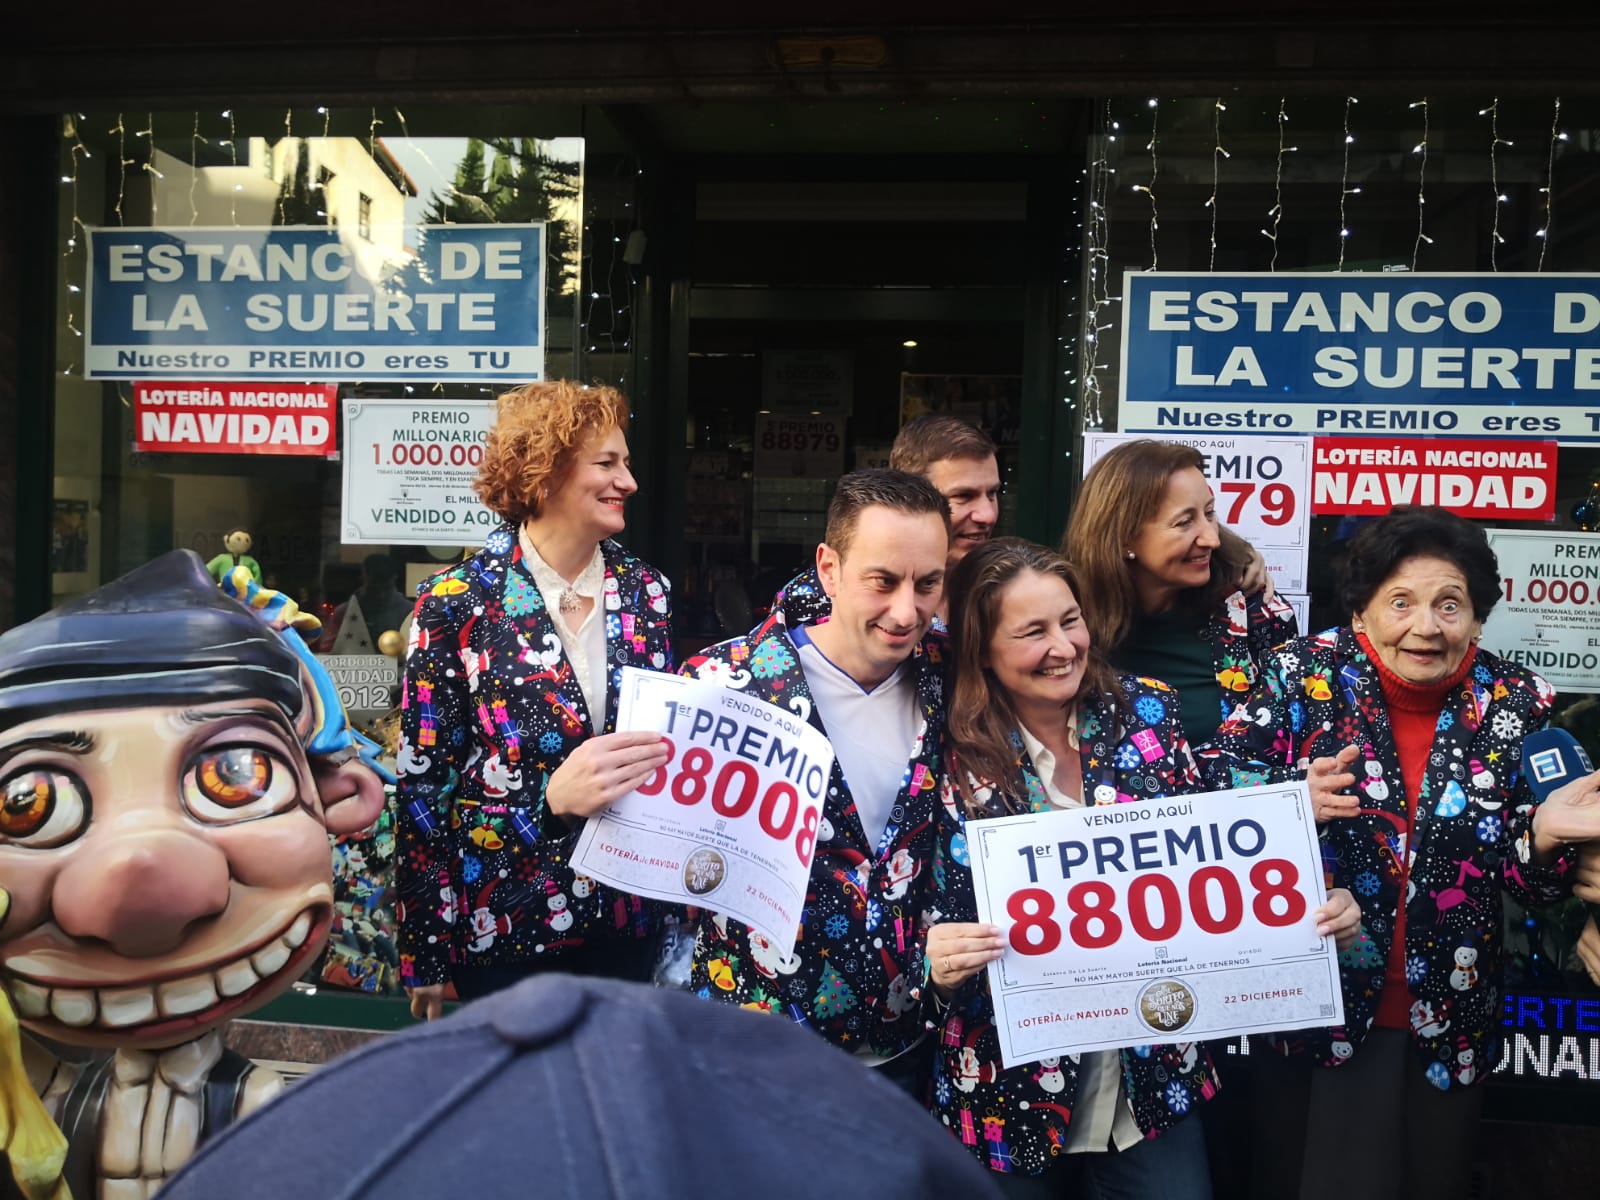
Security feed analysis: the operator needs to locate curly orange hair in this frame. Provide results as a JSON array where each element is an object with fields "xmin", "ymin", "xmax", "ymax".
[{"xmin": 473, "ymin": 381, "xmax": 631, "ymax": 524}]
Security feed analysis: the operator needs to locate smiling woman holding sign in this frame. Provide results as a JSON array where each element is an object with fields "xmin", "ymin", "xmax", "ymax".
[
  {"xmin": 1201, "ymin": 507, "xmax": 1600, "ymax": 1200},
  {"xmin": 925, "ymin": 539, "xmax": 1357, "ymax": 1198},
  {"xmin": 397, "ymin": 382, "xmax": 673, "ymax": 1020}
]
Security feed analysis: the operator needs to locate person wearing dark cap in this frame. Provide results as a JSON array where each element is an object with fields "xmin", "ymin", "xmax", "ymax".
[
  {"xmin": 678, "ymin": 470, "xmax": 950, "ymax": 1092},
  {"xmin": 0, "ymin": 550, "xmax": 389, "ymax": 1200},
  {"xmin": 158, "ymin": 973, "xmax": 1002, "ymax": 1199}
]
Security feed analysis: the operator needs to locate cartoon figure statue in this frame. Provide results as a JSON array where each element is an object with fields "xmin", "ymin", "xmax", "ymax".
[
  {"xmin": 0, "ymin": 550, "xmax": 389, "ymax": 1199},
  {"xmin": 204, "ymin": 527, "xmax": 261, "ymax": 586}
]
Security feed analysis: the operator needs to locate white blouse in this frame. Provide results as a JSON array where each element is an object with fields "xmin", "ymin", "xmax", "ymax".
[{"xmin": 519, "ymin": 532, "xmax": 608, "ymax": 734}]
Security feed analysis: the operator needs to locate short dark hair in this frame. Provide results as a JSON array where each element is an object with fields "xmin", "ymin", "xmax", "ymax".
[
  {"xmin": 1338, "ymin": 507, "xmax": 1502, "ymax": 621},
  {"xmin": 889, "ymin": 415, "xmax": 997, "ymax": 478},
  {"xmin": 824, "ymin": 469, "xmax": 951, "ymax": 559}
]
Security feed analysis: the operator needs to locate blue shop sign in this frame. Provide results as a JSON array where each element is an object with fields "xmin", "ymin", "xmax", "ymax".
[{"xmin": 85, "ymin": 224, "xmax": 545, "ymax": 382}]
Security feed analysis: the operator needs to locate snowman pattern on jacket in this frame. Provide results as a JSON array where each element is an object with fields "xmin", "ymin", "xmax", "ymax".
[
  {"xmin": 396, "ymin": 523, "xmax": 674, "ymax": 988},
  {"xmin": 1170, "ymin": 588, "xmax": 1297, "ymax": 790},
  {"xmin": 679, "ymin": 568, "xmax": 947, "ymax": 1057},
  {"xmin": 929, "ymin": 677, "xmax": 1219, "ymax": 1178},
  {"xmin": 1198, "ymin": 627, "xmax": 1575, "ymax": 1089}
]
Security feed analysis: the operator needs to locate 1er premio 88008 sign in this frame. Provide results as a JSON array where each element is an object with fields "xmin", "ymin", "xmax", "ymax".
[{"xmin": 966, "ymin": 783, "xmax": 1343, "ymax": 1068}]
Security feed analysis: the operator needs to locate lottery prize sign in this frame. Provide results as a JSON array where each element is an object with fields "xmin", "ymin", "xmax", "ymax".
[
  {"xmin": 1082, "ymin": 432, "xmax": 1312, "ymax": 592},
  {"xmin": 572, "ymin": 668, "xmax": 834, "ymax": 954},
  {"xmin": 341, "ymin": 398, "xmax": 498, "ymax": 545},
  {"xmin": 966, "ymin": 783, "xmax": 1343, "ymax": 1068},
  {"xmin": 1481, "ymin": 529, "xmax": 1600, "ymax": 694}
]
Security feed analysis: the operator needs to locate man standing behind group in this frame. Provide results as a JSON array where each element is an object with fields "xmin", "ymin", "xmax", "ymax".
[
  {"xmin": 681, "ymin": 471, "xmax": 951, "ymax": 1090},
  {"xmin": 889, "ymin": 414, "xmax": 1001, "ymax": 578}
]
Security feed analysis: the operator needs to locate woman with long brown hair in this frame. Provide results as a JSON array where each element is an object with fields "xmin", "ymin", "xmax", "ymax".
[
  {"xmin": 923, "ymin": 537, "xmax": 1359, "ymax": 1197},
  {"xmin": 1062, "ymin": 439, "xmax": 1297, "ymax": 769}
]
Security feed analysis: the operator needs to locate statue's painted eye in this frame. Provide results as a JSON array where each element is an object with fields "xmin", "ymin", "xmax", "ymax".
[
  {"xmin": 0, "ymin": 769, "xmax": 90, "ymax": 847},
  {"xmin": 183, "ymin": 747, "xmax": 297, "ymax": 824},
  {"xmin": 195, "ymin": 748, "xmax": 272, "ymax": 808}
]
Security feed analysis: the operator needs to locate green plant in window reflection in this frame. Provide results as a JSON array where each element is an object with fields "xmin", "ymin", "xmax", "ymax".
[{"xmin": 417, "ymin": 136, "xmax": 580, "ymax": 297}]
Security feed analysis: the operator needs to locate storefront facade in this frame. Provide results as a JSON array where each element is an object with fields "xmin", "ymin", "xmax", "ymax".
[{"xmin": 4, "ymin": 0, "xmax": 1599, "ymax": 1164}]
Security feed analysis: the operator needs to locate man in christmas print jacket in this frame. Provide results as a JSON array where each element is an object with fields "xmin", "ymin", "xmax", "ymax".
[{"xmin": 681, "ymin": 470, "xmax": 950, "ymax": 1089}]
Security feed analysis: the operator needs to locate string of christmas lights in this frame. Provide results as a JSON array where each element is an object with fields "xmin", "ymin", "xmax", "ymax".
[
  {"xmin": 111, "ymin": 113, "xmax": 132, "ymax": 224},
  {"xmin": 60, "ymin": 115, "xmax": 89, "ymax": 352},
  {"xmin": 1481, "ymin": 99, "xmax": 1513, "ymax": 269},
  {"xmin": 189, "ymin": 112, "xmax": 206, "ymax": 225},
  {"xmin": 1337, "ymin": 97, "xmax": 1359, "ymax": 270},
  {"xmin": 1205, "ymin": 99, "xmax": 1228, "ymax": 271},
  {"xmin": 1129, "ymin": 97, "xmax": 1160, "ymax": 271},
  {"xmin": 1261, "ymin": 98, "xmax": 1298, "ymax": 271},
  {"xmin": 222, "ymin": 109, "xmax": 239, "ymax": 223},
  {"xmin": 1080, "ymin": 99, "xmax": 1115, "ymax": 431},
  {"xmin": 1410, "ymin": 98, "xmax": 1432, "ymax": 269},
  {"xmin": 137, "ymin": 112, "xmax": 162, "ymax": 224},
  {"xmin": 1536, "ymin": 97, "xmax": 1564, "ymax": 269}
]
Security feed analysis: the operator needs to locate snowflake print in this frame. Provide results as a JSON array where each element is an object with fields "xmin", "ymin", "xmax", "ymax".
[
  {"xmin": 539, "ymin": 731, "xmax": 564, "ymax": 754},
  {"xmin": 1278, "ymin": 651, "xmax": 1301, "ymax": 673},
  {"xmin": 749, "ymin": 638, "xmax": 796, "ymax": 679},
  {"xmin": 484, "ymin": 528, "xmax": 514, "ymax": 555},
  {"xmin": 1406, "ymin": 955, "xmax": 1429, "ymax": 986},
  {"xmin": 1435, "ymin": 710, "xmax": 1455, "ymax": 733},
  {"xmin": 1353, "ymin": 871, "xmax": 1381, "ymax": 897},
  {"xmin": 1165, "ymin": 1081, "xmax": 1191, "ymax": 1114},
  {"xmin": 865, "ymin": 899, "xmax": 883, "ymax": 931},
  {"xmin": 935, "ymin": 1074, "xmax": 952, "ymax": 1107},
  {"xmin": 462, "ymin": 855, "xmax": 483, "ymax": 884},
  {"xmin": 824, "ymin": 914, "xmax": 850, "ymax": 939},
  {"xmin": 1476, "ymin": 814, "xmax": 1503, "ymax": 843},
  {"xmin": 1491, "ymin": 710, "xmax": 1523, "ymax": 740},
  {"xmin": 1288, "ymin": 700, "xmax": 1306, "ymax": 729},
  {"xmin": 1114, "ymin": 743, "xmax": 1142, "ymax": 770},
  {"xmin": 606, "ymin": 613, "xmax": 622, "ymax": 640},
  {"xmin": 1473, "ymin": 662, "xmax": 1494, "ymax": 685},
  {"xmin": 1134, "ymin": 695, "xmax": 1167, "ymax": 726}
]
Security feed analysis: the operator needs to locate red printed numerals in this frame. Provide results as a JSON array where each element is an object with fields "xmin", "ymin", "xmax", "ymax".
[
  {"xmin": 1006, "ymin": 859, "xmax": 1307, "ymax": 956},
  {"xmin": 636, "ymin": 737, "xmax": 820, "ymax": 868}
]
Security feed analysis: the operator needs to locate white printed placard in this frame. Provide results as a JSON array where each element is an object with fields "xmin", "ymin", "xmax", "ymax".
[
  {"xmin": 1082, "ymin": 432, "xmax": 1312, "ymax": 592},
  {"xmin": 1482, "ymin": 528, "xmax": 1600, "ymax": 694},
  {"xmin": 572, "ymin": 668, "xmax": 834, "ymax": 954},
  {"xmin": 965, "ymin": 783, "xmax": 1343, "ymax": 1067},
  {"xmin": 340, "ymin": 399, "xmax": 499, "ymax": 545}
]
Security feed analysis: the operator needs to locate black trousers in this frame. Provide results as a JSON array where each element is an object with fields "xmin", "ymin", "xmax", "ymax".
[
  {"xmin": 1249, "ymin": 1029, "xmax": 1484, "ymax": 1200},
  {"xmin": 452, "ymin": 936, "xmax": 658, "ymax": 1001}
]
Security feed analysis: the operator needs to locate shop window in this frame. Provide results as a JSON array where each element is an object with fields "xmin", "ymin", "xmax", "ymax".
[{"xmin": 1076, "ymin": 95, "xmax": 1600, "ymax": 1011}]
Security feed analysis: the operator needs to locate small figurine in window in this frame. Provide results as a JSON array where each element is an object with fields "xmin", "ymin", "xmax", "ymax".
[{"xmin": 206, "ymin": 527, "xmax": 261, "ymax": 585}]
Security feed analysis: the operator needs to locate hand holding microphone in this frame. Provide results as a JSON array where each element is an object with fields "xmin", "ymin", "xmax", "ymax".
[{"xmin": 1520, "ymin": 729, "xmax": 1600, "ymax": 947}]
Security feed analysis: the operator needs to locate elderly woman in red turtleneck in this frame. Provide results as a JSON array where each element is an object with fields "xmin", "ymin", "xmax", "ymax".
[{"xmin": 1201, "ymin": 507, "xmax": 1597, "ymax": 1200}]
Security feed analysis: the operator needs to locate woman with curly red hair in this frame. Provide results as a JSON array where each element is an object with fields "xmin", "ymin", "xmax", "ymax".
[{"xmin": 397, "ymin": 381, "xmax": 673, "ymax": 1020}]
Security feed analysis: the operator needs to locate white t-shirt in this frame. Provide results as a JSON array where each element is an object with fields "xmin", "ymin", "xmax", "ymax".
[{"xmin": 791, "ymin": 625, "xmax": 921, "ymax": 850}]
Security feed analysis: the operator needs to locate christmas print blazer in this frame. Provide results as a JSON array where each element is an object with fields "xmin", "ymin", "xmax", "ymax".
[
  {"xmin": 679, "ymin": 569, "xmax": 947, "ymax": 1057},
  {"xmin": 1198, "ymin": 628, "xmax": 1574, "ymax": 1089},
  {"xmin": 395, "ymin": 523, "xmax": 673, "ymax": 988},
  {"xmin": 1190, "ymin": 589, "xmax": 1298, "ymax": 785},
  {"xmin": 930, "ymin": 676, "xmax": 1219, "ymax": 1178}
]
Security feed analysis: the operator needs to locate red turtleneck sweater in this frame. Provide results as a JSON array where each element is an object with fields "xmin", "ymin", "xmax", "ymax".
[{"xmin": 1359, "ymin": 631, "xmax": 1478, "ymax": 1030}]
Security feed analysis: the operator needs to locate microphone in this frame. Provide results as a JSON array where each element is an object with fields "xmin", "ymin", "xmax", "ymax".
[{"xmin": 1520, "ymin": 727, "xmax": 1599, "ymax": 932}]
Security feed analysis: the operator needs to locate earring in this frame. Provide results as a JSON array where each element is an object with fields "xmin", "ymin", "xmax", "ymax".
[
  {"xmin": 1124, "ymin": 551, "xmax": 1135, "ymax": 561},
  {"xmin": 1352, "ymin": 619, "xmax": 1364, "ymax": 632}
]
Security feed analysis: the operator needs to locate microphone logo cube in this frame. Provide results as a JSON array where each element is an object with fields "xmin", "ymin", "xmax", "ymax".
[{"xmin": 1528, "ymin": 748, "xmax": 1568, "ymax": 785}]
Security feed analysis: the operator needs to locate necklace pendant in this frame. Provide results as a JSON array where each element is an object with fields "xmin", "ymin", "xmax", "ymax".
[{"xmin": 559, "ymin": 588, "xmax": 581, "ymax": 614}]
